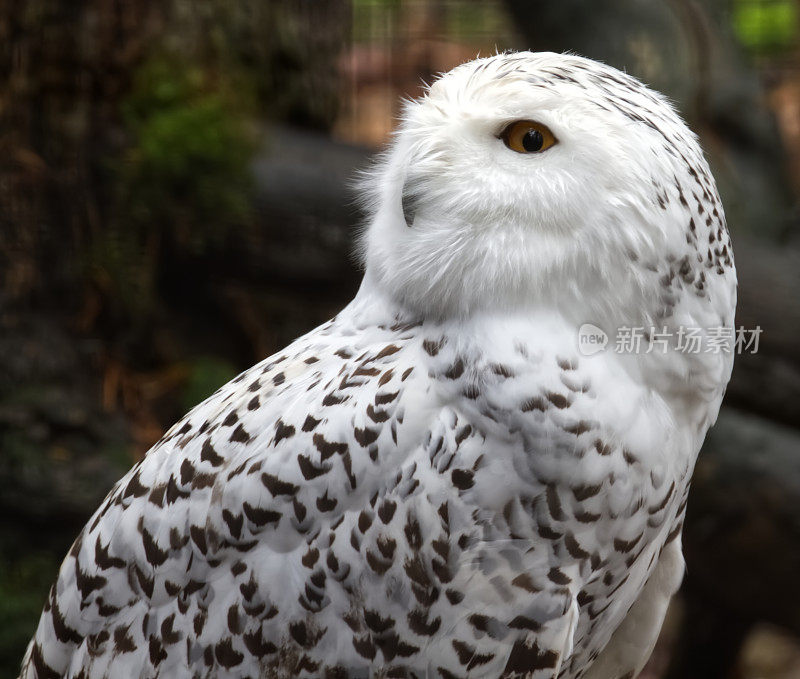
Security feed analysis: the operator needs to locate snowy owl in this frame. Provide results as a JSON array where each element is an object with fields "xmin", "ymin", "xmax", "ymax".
[{"xmin": 21, "ymin": 52, "xmax": 736, "ymax": 679}]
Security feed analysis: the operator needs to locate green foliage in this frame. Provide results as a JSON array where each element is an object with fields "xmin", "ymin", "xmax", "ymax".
[
  {"xmin": 85, "ymin": 224, "xmax": 159, "ymax": 320},
  {"xmin": 89, "ymin": 55, "xmax": 257, "ymax": 320},
  {"xmin": 121, "ymin": 56, "xmax": 255, "ymax": 236},
  {"xmin": 352, "ymin": 0, "xmax": 513, "ymax": 44},
  {"xmin": 445, "ymin": 2, "xmax": 512, "ymax": 40},
  {"xmin": 181, "ymin": 356, "xmax": 239, "ymax": 412},
  {"xmin": 0, "ymin": 546, "xmax": 60, "ymax": 676},
  {"xmin": 352, "ymin": 0, "xmax": 402, "ymax": 42},
  {"xmin": 733, "ymin": 0, "xmax": 799, "ymax": 53}
]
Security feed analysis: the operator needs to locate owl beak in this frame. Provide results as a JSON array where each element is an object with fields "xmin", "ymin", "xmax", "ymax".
[{"xmin": 401, "ymin": 180, "xmax": 419, "ymax": 228}]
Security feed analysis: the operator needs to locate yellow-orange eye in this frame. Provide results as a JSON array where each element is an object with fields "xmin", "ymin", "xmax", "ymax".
[{"xmin": 500, "ymin": 120, "xmax": 557, "ymax": 154}]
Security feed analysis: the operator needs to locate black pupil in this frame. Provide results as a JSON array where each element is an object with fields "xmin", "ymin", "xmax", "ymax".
[{"xmin": 522, "ymin": 128, "xmax": 544, "ymax": 152}]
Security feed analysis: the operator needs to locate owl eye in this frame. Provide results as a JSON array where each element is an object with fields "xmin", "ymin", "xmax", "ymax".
[{"xmin": 500, "ymin": 120, "xmax": 557, "ymax": 154}]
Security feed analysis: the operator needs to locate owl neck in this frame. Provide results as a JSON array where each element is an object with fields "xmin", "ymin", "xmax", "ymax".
[{"xmin": 351, "ymin": 264, "xmax": 731, "ymax": 437}]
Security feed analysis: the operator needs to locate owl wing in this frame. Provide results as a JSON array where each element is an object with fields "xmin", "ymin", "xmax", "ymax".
[
  {"xmin": 22, "ymin": 316, "xmax": 431, "ymax": 678},
  {"xmin": 22, "ymin": 312, "xmax": 676, "ymax": 679}
]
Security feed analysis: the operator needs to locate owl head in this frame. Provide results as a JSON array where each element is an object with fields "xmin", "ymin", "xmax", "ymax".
[{"xmin": 359, "ymin": 52, "xmax": 735, "ymax": 337}]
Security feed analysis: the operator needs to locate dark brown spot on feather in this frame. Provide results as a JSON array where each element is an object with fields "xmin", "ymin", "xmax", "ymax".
[
  {"xmin": 191, "ymin": 472, "xmax": 215, "ymax": 490},
  {"xmin": 445, "ymin": 588, "xmax": 464, "ymax": 604},
  {"xmin": 375, "ymin": 390, "xmax": 399, "ymax": 405},
  {"xmin": 451, "ymin": 468, "xmax": 474, "ymax": 491},
  {"xmin": 113, "ymin": 627, "xmax": 136, "ymax": 653},
  {"xmin": 161, "ymin": 613, "xmax": 181, "ymax": 644},
  {"xmin": 404, "ymin": 515, "xmax": 422, "ymax": 550},
  {"xmin": 353, "ymin": 635, "xmax": 377, "ymax": 659},
  {"xmin": 444, "ymin": 359, "xmax": 465, "ymax": 379},
  {"xmin": 452, "ymin": 640, "xmax": 495, "ymax": 669},
  {"xmin": 222, "ymin": 510, "xmax": 243, "ymax": 539},
  {"xmin": 504, "ymin": 639, "xmax": 558, "ymax": 673},
  {"xmin": 565, "ymin": 532, "xmax": 590, "ymax": 559},
  {"xmin": 302, "ymin": 415, "xmax": 321, "ymax": 432},
  {"xmin": 316, "ymin": 491, "xmax": 338, "ymax": 512},
  {"xmin": 274, "ymin": 419, "xmax": 295, "ymax": 444},
  {"xmin": 323, "ymin": 393, "xmax": 346, "ymax": 406},
  {"xmin": 179, "ymin": 459, "xmax": 196, "ymax": 486},
  {"xmin": 511, "ymin": 573, "xmax": 540, "ymax": 593},
  {"xmin": 547, "ymin": 567, "xmax": 571, "ymax": 584},
  {"xmin": 94, "ymin": 537, "xmax": 125, "ymax": 570},
  {"xmin": 149, "ymin": 636, "xmax": 167, "ymax": 666},
  {"xmin": 365, "ymin": 609, "xmax": 395, "ymax": 633},
  {"xmin": 142, "ymin": 529, "xmax": 168, "ymax": 567},
  {"xmin": 491, "ymin": 363, "xmax": 514, "ymax": 378},
  {"xmin": 614, "ymin": 533, "xmax": 644, "ymax": 553},
  {"xmin": 368, "ymin": 404, "xmax": 390, "ymax": 422},
  {"xmin": 201, "ymin": 439, "xmax": 224, "ymax": 466},
  {"xmin": 374, "ymin": 344, "xmax": 402, "ymax": 360},
  {"xmin": 215, "ymin": 638, "xmax": 243, "ymax": 668},
  {"xmin": 377, "ymin": 535, "xmax": 397, "ymax": 559},
  {"xmin": 298, "ymin": 455, "xmax": 330, "ymax": 480},
  {"xmin": 261, "ymin": 473, "xmax": 298, "ymax": 496},
  {"xmin": 229, "ymin": 424, "xmax": 250, "ymax": 443},
  {"xmin": 408, "ymin": 609, "xmax": 441, "ymax": 636},
  {"xmin": 508, "ymin": 615, "xmax": 541, "ymax": 631},
  {"xmin": 572, "ymin": 482, "xmax": 602, "ymax": 501},
  {"xmin": 354, "ymin": 427, "xmax": 379, "ymax": 447},
  {"xmin": 366, "ymin": 549, "xmax": 391, "ymax": 574},
  {"xmin": 521, "ymin": 396, "xmax": 547, "ymax": 412},
  {"xmin": 546, "ymin": 392, "xmax": 570, "ymax": 409},
  {"xmin": 546, "ymin": 485, "xmax": 565, "ymax": 521},
  {"xmin": 378, "ymin": 499, "xmax": 397, "ymax": 523},
  {"xmin": 314, "ymin": 433, "xmax": 348, "ymax": 460},
  {"xmin": 594, "ymin": 439, "xmax": 612, "ymax": 456},
  {"xmin": 51, "ymin": 598, "xmax": 83, "ymax": 644},
  {"xmin": 243, "ymin": 502, "xmax": 281, "ymax": 527},
  {"xmin": 565, "ymin": 420, "xmax": 592, "ymax": 436},
  {"xmin": 243, "ymin": 629, "xmax": 277, "ymax": 658},
  {"xmin": 423, "ymin": 339, "xmax": 444, "ymax": 356}
]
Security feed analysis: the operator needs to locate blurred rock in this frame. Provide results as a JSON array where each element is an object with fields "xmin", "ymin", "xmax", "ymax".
[
  {"xmin": 739, "ymin": 624, "xmax": 800, "ymax": 679},
  {"xmin": 0, "ymin": 313, "xmax": 131, "ymax": 525},
  {"xmin": 665, "ymin": 408, "xmax": 800, "ymax": 677},
  {"xmin": 686, "ymin": 408, "xmax": 800, "ymax": 634}
]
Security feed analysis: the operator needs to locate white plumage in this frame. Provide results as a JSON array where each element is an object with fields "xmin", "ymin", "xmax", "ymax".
[{"xmin": 21, "ymin": 51, "xmax": 736, "ymax": 679}]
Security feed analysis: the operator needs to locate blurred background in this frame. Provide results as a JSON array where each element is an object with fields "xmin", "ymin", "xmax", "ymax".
[{"xmin": 1, "ymin": 0, "xmax": 799, "ymax": 676}]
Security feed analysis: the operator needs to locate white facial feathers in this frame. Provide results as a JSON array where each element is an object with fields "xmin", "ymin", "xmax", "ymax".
[{"xmin": 359, "ymin": 51, "xmax": 734, "ymax": 335}]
